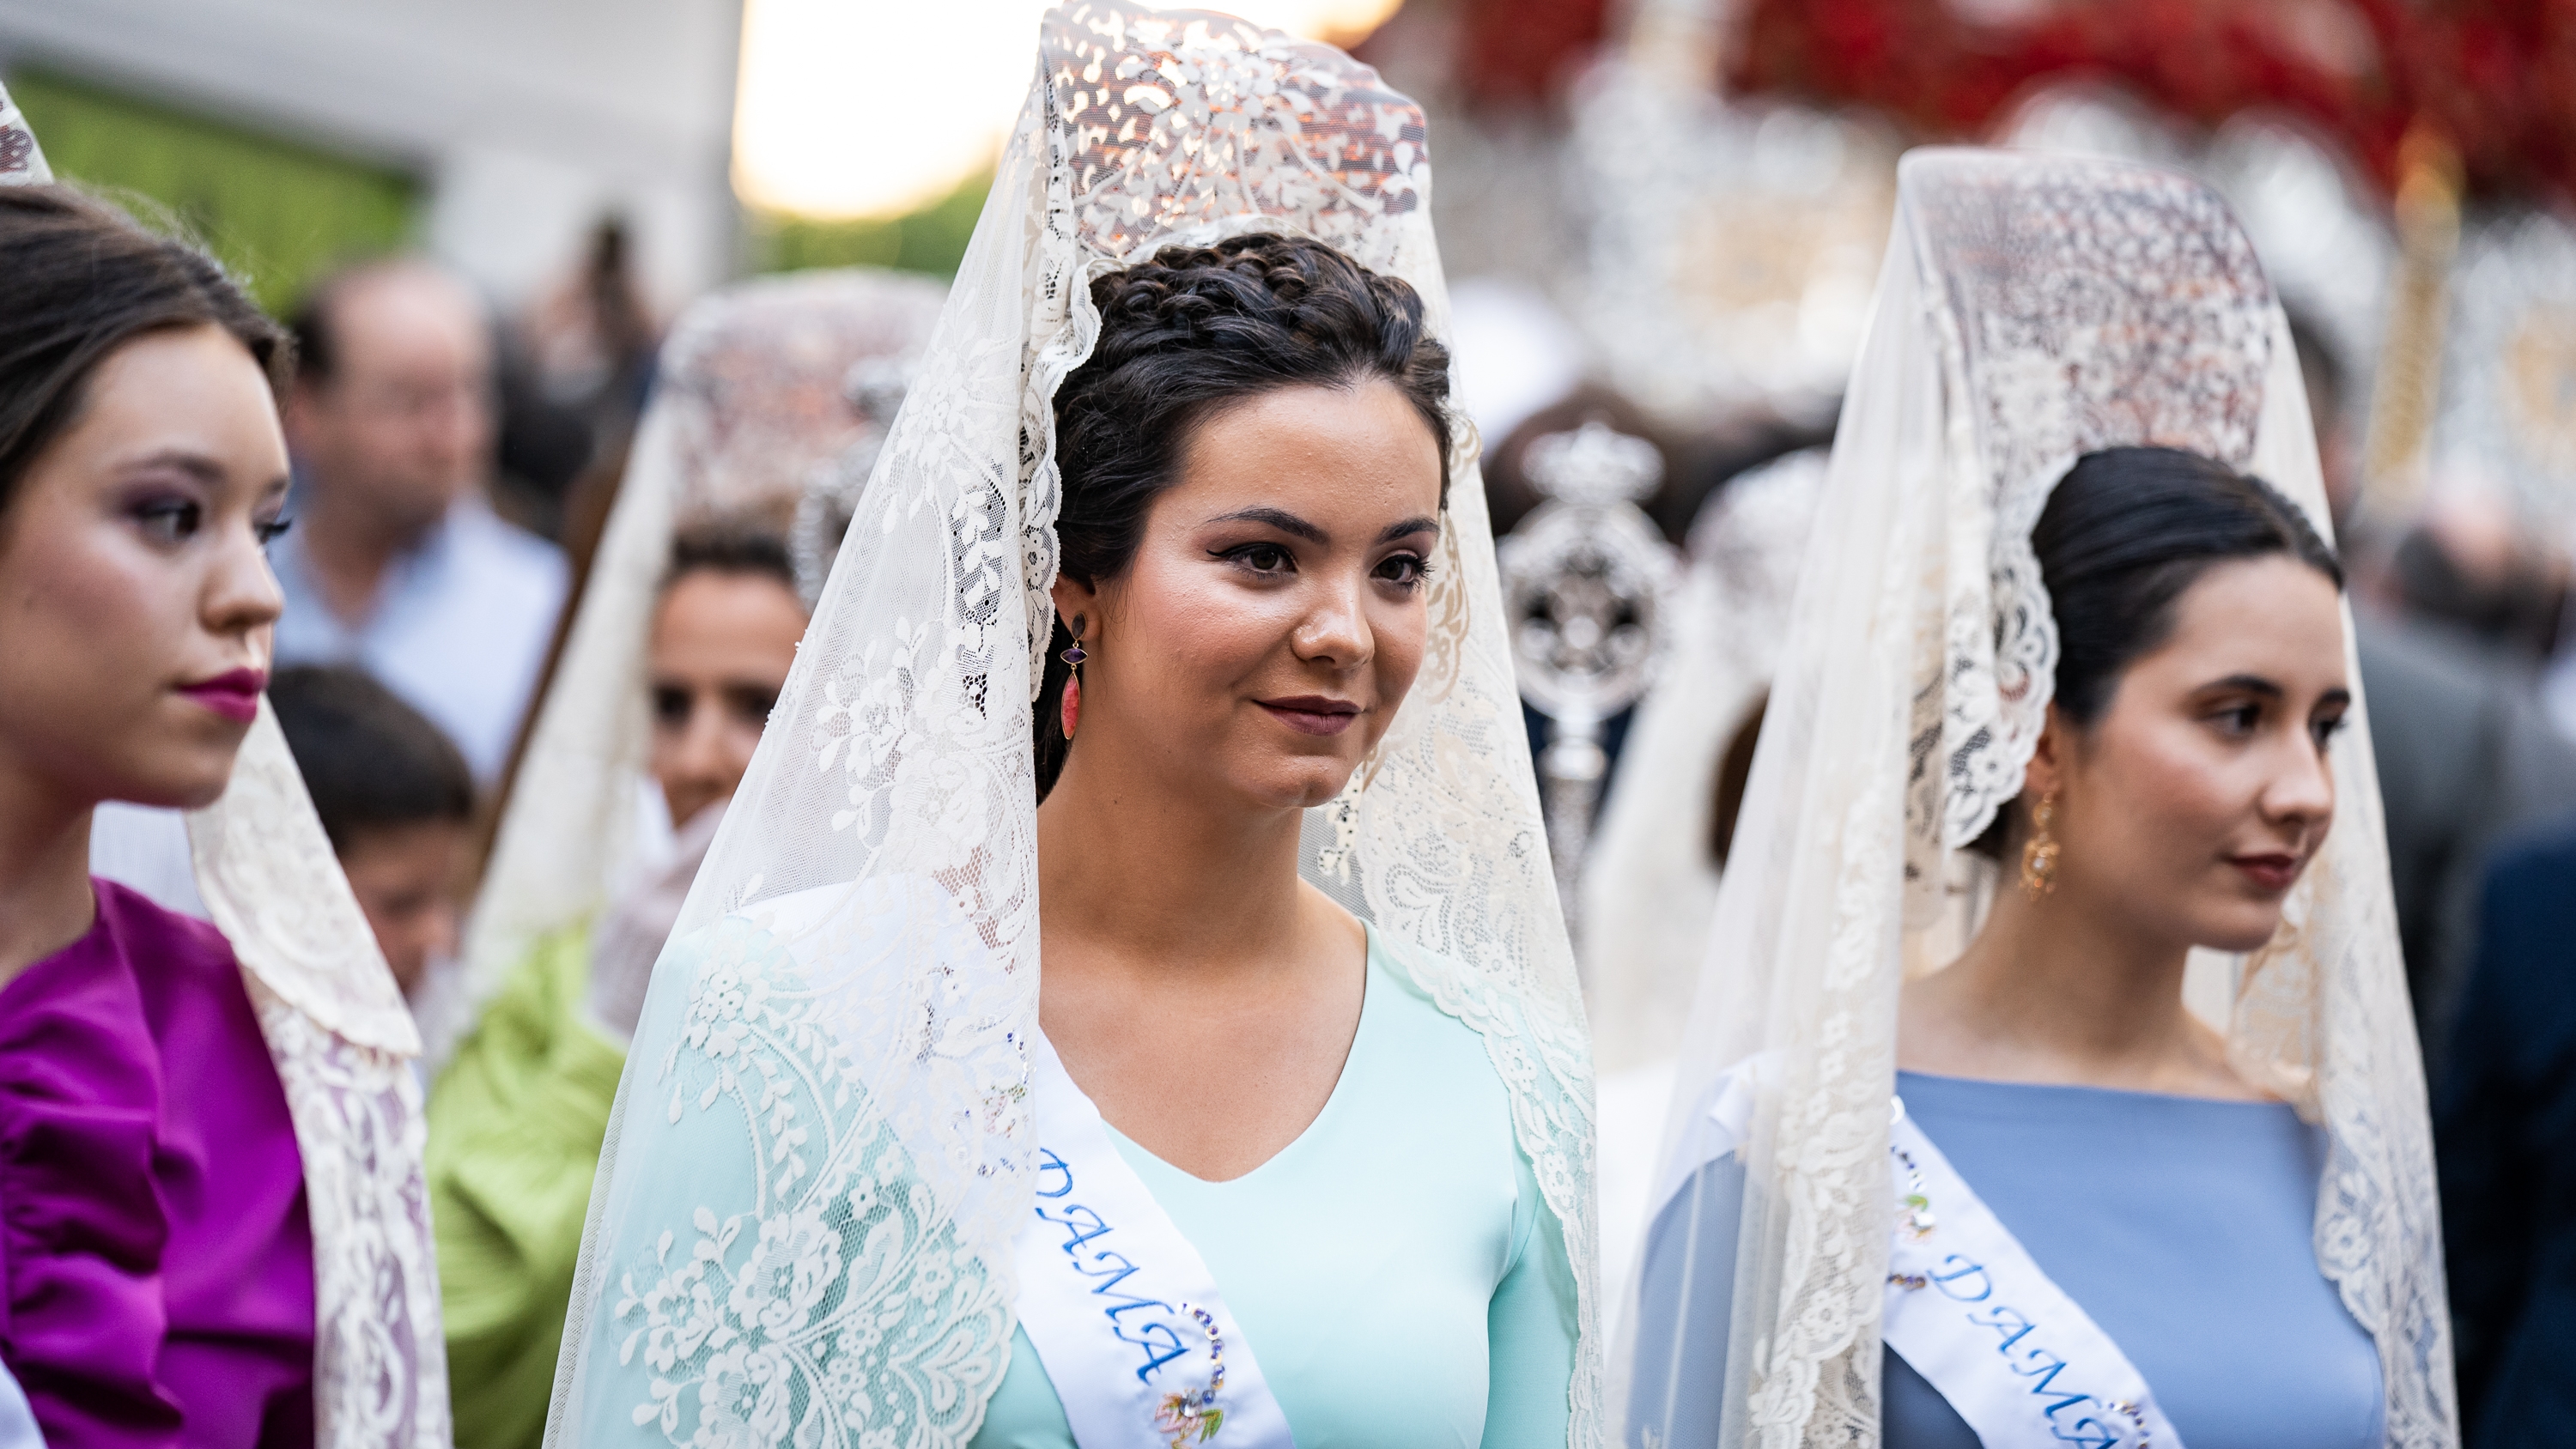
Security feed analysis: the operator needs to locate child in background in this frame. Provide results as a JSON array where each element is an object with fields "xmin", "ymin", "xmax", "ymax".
[{"xmin": 268, "ymin": 664, "xmax": 475, "ymax": 998}]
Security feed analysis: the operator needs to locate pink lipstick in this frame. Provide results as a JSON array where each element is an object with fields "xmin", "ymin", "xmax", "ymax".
[
  {"xmin": 1257, "ymin": 694, "xmax": 1361, "ymax": 737},
  {"xmin": 177, "ymin": 667, "xmax": 266, "ymax": 724}
]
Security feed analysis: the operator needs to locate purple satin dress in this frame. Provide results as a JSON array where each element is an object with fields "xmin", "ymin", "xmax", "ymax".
[{"xmin": 0, "ymin": 880, "xmax": 317, "ymax": 1447}]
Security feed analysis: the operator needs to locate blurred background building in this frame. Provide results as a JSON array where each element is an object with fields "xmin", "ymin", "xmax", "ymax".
[{"xmin": 0, "ymin": 0, "xmax": 743, "ymax": 312}]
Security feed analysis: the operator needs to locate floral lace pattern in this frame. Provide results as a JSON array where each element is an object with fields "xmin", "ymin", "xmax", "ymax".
[
  {"xmin": 0, "ymin": 81, "xmax": 45, "ymax": 185},
  {"xmin": 553, "ymin": 8, "xmax": 1597, "ymax": 1448},
  {"xmin": 249, "ymin": 986, "xmax": 452, "ymax": 1449},
  {"xmin": 193, "ymin": 707, "xmax": 422, "ymax": 1053},
  {"xmin": 187, "ymin": 708, "xmax": 448, "ymax": 1444},
  {"xmin": 1905, "ymin": 153, "xmax": 2273, "ymax": 856},
  {"xmin": 463, "ymin": 273, "xmax": 946, "ymax": 1069},
  {"xmin": 576, "ymin": 912, "xmax": 1009, "ymax": 1448}
]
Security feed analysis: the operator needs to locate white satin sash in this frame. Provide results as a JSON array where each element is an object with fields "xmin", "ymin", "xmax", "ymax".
[
  {"xmin": 1013, "ymin": 1034, "xmax": 1297, "ymax": 1449},
  {"xmin": 1883, "ymin": 1100, "xmax": 2186, "ymax": 1449}
]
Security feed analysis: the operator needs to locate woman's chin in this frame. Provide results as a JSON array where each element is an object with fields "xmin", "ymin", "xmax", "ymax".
[
  {"xmin": 2197, "ymin": 903, "xmax": 2291, "ymax": 956},
  {"xmin": 1231, "ymin": 757, "xmax": 1363, "ymax": 812},
  {"xmin": 106, "ymin": 743, "xmax": 242, "ymax": 813}
]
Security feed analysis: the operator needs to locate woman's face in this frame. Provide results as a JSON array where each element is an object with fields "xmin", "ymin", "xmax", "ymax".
[
  {"xmin": 0, "ymin": 324, "xmax": 290, "ymax": 813},
  {"xmin": 2039, "ymin": 554, "xmax": 2350, "ymax": 953},
  {"xmin": 647, "ymin": 568, "xmax": 807, "ymax": 828},
  {"xmin": 1059, "ymin": 379, "xmax": 1444, "ymax": 813}
]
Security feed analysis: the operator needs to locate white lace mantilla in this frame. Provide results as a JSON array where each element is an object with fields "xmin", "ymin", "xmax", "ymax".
[
  {"xmin": 549, "ymin": 8, "xmax": 1599, "ymax": 1449},
  {"xmin": 462, "ymin": 269, "xmax": 945, "ymax": 1076},
  {"xmin": 1906, "ymin": 155, "xmax": 2274, "ymax": 862},
  {"xmin": 592, "ymin": 906, "xmax": 1012, "ymax": 1446},
  {"xmin": 189, "ymin": 706, "xmax": 449, "ymax": 1446}
]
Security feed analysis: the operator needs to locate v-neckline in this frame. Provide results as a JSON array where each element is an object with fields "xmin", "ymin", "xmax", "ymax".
[{"xmin": 1095, "ymin": 923, "xmax": 1382, "ymax": 1189}]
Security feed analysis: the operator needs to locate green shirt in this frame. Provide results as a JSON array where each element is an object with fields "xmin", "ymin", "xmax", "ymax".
[{"xmin": 425, "ymin": 925, "xmax": 625, "ymax": 1449}]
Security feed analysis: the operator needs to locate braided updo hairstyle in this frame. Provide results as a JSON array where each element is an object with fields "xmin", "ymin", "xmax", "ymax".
[{"xmin": 1036, "ymin": 232, "xmax": 1455, "ymax": 797}]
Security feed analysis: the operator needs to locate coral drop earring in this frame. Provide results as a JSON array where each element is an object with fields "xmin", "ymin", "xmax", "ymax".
[{"xmin": 1059, "ymin": 617, "xmax": 1088, "ymax": 741}]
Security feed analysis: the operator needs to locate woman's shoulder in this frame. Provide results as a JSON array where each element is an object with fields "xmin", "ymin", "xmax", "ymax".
[
  {"xmin": 1362, "ymin": 927, "xmax": 1490, "ymax": 1045},
  {"xmin": 0, "ymin": 880, "xmax": 240, "ymax": 1073},
  {"xmin": 88, "ymin": 877, "xmax": 287, "ymax": 1060},
  {"xmin": 1899, "ymin": 1070, "xmax": 2328, "ymax": 1227},
  {"xmin": 1356, "ymin": 927, "xmax": 1528, "ymax": 1131},
  {"xmin": 93, "ymin": 875, "xmax": 238, "ymax": 974},
  {"xmin": 0, "ymin": 887, "xmax": 199, "ymax": 1430}
]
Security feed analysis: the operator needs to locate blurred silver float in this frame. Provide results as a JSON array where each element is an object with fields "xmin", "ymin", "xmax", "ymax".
[
  {"xmin": 1497, "ymin": 421, "xmax": 1680, "ymax": 939},
  {"xmin": 1568, "ymin": 0, "xmax": 1897, "ymax": 432}
]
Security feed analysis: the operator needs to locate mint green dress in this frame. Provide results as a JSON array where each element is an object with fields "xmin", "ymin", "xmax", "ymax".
[{"xmin": 972, "ymin": 931, "xmax": 1581, "ymax": 1448}]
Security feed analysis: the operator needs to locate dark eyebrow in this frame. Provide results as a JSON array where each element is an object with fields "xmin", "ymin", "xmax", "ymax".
[
  {"xmin": 1207, "ymin": 506, "xmax": 1327, "ymax": 544},
  {"xmin": 1376, "ymin": 516, "xmax": 1439, "ymax": 545},
  {"xmin": 2316, "ymin": 686, "xmax": 2353, "ymax": 711},
  {"xmin": 2202, "ymin": 673, "xmax": 2285, "ymax": 700},
  {"xmin": 124, "ymin": 449, "xmax": 227, "ymax": 486}
]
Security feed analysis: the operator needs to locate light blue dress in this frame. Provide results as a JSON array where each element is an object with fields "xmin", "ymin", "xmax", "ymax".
[
  {"xmin": 1628, "ymin": 1071, "xmax": 2384, "ymax": 1447},
  {"xmin": 975, "ymin": 930, "xmax": 1580, "ymax": 1447}
]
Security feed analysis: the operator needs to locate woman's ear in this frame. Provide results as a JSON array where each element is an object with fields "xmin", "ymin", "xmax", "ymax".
[
  {"xmin": 2022, "ymin": 704, "xmax": 2069, "ymax": 801},
  {"xmin": 1049, "ymin": 573, "xmax": 1097, "ymax": 637}
]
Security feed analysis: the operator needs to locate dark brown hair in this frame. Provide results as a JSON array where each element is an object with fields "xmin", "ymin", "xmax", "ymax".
[
  {"xmin": 1036, "ymin": 232, "xmax": 1453, "ymax": 797},
  {"xmin": 0, "ymin": 185, "xmax": 290, "ymax": 510},
  {"xmin": 665, "ymin": 514, "xmax": 800, "ymax": 599},
  {"xmin": 270, "ymin": 664, "xmax": 476, "ymax": 852},
  {"xmin": 1969, "ymin": 445, "xmax": 2343, "ymax": 859}
]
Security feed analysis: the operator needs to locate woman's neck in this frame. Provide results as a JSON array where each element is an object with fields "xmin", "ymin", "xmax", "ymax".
[
  {"xmin": 1035, "ymin": 743, "xmax": 1315, "ymax": 985},
  {"xmin": 0, "ymin": 761, "xmax": 100, "ymax": 990},
  {"xmin": 1899, "ymin": 878, "xmax": 2257, "ymax": 1100},
  {"xmin": 1031, "ymin": 724, "xmax": 1369, "ymax": 1181}
]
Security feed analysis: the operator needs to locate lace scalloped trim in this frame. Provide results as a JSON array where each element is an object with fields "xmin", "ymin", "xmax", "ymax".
[
  {"xmin": 246, "ymin": 984, "xmax": 450, "ymax": 1447},
  {"xmin": 1370, "ymin": 927, "xmax": 1605, "ymax": 1446},
  {"xmin": 1934, "ymin": 450, "xmax": 2069, "ymax": 853}
]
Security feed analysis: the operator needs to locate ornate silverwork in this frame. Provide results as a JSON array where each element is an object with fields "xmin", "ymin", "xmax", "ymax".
[{"xmin": 1497, "ymin": 421, "xmax": 1680, "ymax": 941}]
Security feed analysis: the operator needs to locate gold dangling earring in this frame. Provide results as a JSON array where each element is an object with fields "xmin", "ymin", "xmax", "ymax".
[{"xmin": 2019, "ymin": 789, "xmax": 2061, "ymax": 900}]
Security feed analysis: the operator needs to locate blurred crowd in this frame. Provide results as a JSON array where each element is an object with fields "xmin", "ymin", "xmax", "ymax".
[{"xmin": 13, "ymin": 0, "xmax": 2576, "ymax": 1439}]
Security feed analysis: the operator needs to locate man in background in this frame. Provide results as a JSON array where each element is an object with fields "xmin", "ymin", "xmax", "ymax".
[{"xmin": 274, "ymin": 258, "xmax": 567, "ymax": 781}]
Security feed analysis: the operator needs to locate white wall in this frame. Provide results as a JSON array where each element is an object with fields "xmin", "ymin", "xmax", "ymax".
[{"xmin": 0, "ymin": 0, "xmax": 744, "ymax": 310}]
